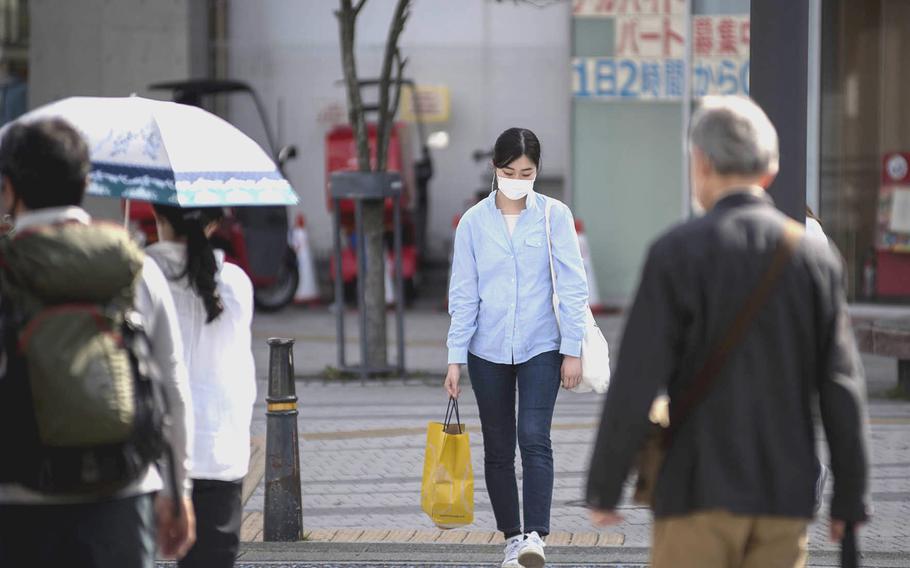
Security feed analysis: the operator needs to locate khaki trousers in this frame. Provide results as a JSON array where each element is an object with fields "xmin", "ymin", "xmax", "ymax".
[{"xmin": 652, "ymin": 510, "xmax": 809, "ymax": 568}]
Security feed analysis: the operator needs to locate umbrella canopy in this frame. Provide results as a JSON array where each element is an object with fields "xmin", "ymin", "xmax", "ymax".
[{"xmin": 7, "ymin": 96, "xmax": 298, "ymax": 207}]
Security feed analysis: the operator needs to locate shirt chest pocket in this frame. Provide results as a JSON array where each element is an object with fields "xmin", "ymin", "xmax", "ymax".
[{"xmin": 521, "ymin": 234, "xmax": 550, "ymax": 269}]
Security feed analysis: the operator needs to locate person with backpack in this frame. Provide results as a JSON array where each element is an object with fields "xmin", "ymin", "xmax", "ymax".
[
  {"xmin": 145, "ymin": 204, "xmax": 256, "ymax": 568},
  {"xmin": 0, "ymin": 118, "xmax": 196, "ymax": 567}
]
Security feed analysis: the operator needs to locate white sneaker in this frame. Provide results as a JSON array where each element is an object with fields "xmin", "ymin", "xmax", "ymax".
[
  {"xmin": 502, "ymin": 534, "xmax": 524, "ymax": 568},
  {"xmin": 518, "ymin": 531, "xmax": 546, "ymax": 568}
]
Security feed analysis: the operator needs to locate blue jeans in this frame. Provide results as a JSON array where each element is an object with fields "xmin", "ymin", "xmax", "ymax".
[{"xmin": 468, "ymin": 350, "xmax": 562, "ymax": 537}]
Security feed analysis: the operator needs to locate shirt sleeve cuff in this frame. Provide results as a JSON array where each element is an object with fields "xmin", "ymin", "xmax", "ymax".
[
  {"xmin": 560, "ymin": 338, "xmax": 582, "ymax": 358},
  {"xmin": 448, "ymin": 347, "xmax": 468, "ymax": 365}
]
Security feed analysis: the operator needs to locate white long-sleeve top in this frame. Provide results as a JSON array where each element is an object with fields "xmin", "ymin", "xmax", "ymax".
[
  {"xmin": 146, "ymin": 241, "xmax": 256, "ymax": 482},
  {"xmin": 0, "ymin": 206, "xmax": 193, "ymax": 503}
]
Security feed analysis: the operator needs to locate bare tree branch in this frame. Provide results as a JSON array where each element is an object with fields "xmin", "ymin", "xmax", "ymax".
[
  {"xmin": 336, "ymin": 0, "xmax": 371, "ymax": 172},
  {"xmin": 388, "ymin": 51, "xmax": 408, "ymax": 131},
  {"xmin": 376, "ymin": 0, "xmax": 411, "ymax": 172},
  {"xmin": 353, "ymin": 0, "xmax": 368, "ymax": 16}
]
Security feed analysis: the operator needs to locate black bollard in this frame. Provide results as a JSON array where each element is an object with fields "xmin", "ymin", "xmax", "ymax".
[{"xmin": 264, "ymin": 337, "xmax": 303, "ymax": 541}]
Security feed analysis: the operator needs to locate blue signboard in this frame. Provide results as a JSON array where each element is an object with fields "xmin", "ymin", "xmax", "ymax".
[{"xmin": 572, "ymin": 57, "xmax": 750, "ymax": 99}]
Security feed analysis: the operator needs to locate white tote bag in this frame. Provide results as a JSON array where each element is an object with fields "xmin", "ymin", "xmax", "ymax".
[{"xmin": 544, "ymin": 200, "xmax": 611, "ymax": 394}]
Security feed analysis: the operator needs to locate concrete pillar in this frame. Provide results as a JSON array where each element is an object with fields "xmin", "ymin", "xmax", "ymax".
[
  {"xmin": 27, "ymin": 0, "xmax": 209, "ymax": 220},
  {"xmin": 27, "ymin": 0, "xmax": 210, "ymax": 107},
  {"xmin": 750, "ymin": 0, "xmax": 810, "ymax": 222}
]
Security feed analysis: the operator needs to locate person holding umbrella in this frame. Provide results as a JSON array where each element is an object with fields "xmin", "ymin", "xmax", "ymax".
[{"xmin": 145, "ymin": 204, "xmax": 256, "ymax": 568}]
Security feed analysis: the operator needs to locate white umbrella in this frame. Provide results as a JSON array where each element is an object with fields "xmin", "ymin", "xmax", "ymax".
[{"xmin": 7, "ymin": 96, "xmax": 299, "ymax": 209}]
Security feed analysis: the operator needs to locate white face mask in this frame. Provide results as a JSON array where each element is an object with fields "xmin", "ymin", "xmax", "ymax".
[{"xmin": 496, "ymin": 176, "xmax": 535, "ymax": 201}]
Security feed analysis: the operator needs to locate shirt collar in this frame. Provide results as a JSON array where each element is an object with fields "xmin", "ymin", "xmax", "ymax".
[
  {"xmin": 485, "ymin": 189, "xmax": 545, "ymax": 213},
  {"xmin": 712, "ymin": 189, "xmax": 774, "ymax": 212},
  {"xmin": 14, "ymin": 206, "xmax": 92, "ymax": 232}
]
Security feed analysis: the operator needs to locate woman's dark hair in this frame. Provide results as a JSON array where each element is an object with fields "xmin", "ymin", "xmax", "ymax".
[
  {"xmin": 0, "ymin": 118, "xmax": 91, "ymax": 210},
  {"xmin": 492, "ymin": 127, "xmax": 541, "ymax": 171},
  {"xmin": 153, "ymin": 204, "xmax": 225, "ymax": 323}
]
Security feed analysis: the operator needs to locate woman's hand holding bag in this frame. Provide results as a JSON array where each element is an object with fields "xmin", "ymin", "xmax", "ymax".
[{"xmin": 444, "ymin": 364, "xmax": 461, "ymax": 399}]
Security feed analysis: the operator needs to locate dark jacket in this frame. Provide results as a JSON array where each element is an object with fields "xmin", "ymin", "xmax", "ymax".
[{"xmin": 586, "ymin": 191, "xmax": 870, "ymax": 522}]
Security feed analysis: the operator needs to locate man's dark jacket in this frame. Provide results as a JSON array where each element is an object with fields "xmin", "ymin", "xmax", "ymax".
[{"xmin": 586, "ymin": 191, "xmax": 869, "ymax": 522}]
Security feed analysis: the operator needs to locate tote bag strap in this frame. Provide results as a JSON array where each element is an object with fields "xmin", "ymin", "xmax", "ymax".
[
  {"xmin": 443, "ymin": 396, "xmax": 463, "ymax": 435},
  {"xmin": 543, "ymin": 199, "xmax": 561, "ymax": 326}
]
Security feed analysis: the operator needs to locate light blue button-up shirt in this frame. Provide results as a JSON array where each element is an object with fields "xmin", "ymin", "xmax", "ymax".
[{"xmin": 447, "ymin": 191, "xmax": 589, "ymax": 365}]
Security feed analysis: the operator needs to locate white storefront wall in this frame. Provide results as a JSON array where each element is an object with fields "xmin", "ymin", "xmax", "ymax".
[{"xmin": 28, "ymin": 0, "xmax": 208, "ymax": 220}]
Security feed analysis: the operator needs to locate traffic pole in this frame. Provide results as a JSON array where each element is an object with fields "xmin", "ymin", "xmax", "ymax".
[
  {"xmin": 263, "ymin": 337, "xmax": 303, "ymax": 541},
  {"xmin": 575, "ymin": 219, "xmax": 606, "ymax": 313},
  {"xmin": 292, "ymin": 214, "xmax": 319, "ymax": 305}
]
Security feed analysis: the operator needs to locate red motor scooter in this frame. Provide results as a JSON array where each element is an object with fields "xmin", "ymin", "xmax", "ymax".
[{"xmin": 325, "ymin": 79, "xmax": 433, "ymax": 304}]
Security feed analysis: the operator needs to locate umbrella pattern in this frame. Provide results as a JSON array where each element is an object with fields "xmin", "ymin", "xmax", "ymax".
[{"xmin": 6, "ymin": 96, "xmax": 298, "ymax": 207}]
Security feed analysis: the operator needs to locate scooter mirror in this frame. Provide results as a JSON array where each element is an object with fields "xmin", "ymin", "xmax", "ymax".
[{"xmin": 278, "ymin": 145, "xmax": 299, "ymax": 166}]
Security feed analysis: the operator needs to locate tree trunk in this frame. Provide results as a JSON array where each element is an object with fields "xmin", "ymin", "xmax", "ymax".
[
  {"xmin": 336, "ymin": 0, "xmax": 413, "ymax": 372},
  {"xmin": 337, "ymin": 0, "xmax": 388, "ymax": 370},
  {"xmin": 361, "ymin": 201, "xmax": 387, "ymax": 368}
]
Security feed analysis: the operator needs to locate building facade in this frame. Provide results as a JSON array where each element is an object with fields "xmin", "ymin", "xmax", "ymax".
[{"xmin": 11, "ymin": 0, "xmax": 910, "ymax": 303}]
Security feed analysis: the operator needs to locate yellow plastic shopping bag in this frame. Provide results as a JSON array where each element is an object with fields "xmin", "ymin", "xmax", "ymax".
[{"xmin": 420, "ymin": 397, "xmax": 474, "ymax": 529}]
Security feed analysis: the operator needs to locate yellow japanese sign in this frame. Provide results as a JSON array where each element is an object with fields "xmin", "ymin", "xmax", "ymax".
[{"xmin": 400, "ymin": 85, "xmax": 450, "ymax": 123}]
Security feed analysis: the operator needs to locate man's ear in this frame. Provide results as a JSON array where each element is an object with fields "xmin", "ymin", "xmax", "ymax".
[
  {"xmin": 757, "ymin": 171, "xmax": 778, "ymax": 190},
  {"xmin": 1, "ymin": 176, "xmax": 16, "ymax": 214},
  {"xmin": 691, "ymin": 147, "xmax": 712, "ymax": 178}
]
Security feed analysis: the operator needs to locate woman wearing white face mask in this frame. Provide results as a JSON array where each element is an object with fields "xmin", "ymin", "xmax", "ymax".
[{"xmin": 445, "ymin": 127, "xmax": 589, "ymax": 568}]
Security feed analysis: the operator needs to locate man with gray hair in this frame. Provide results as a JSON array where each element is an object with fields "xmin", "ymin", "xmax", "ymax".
[{"xmin": 585, "ymin": 96, "xmax": 869, "ymax": 567}]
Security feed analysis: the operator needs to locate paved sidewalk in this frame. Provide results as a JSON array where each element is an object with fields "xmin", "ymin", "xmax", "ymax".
[{"xmin": 237, "ymin": 307, "xmax": 910, "ymax": 566}]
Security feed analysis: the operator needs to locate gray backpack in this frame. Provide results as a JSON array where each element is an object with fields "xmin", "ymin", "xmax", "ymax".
[{"xmin": 0, "ymin": 222, "xmax": 175, "ymax": 495}]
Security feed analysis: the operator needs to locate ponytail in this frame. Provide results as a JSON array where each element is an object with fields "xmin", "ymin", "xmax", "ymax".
[{"xmin": 153, "ymin": 205, "xmax": 225, "ymax": 323}]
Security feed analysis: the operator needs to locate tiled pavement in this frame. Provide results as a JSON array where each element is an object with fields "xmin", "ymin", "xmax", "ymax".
[
  {"xmin": 241, "ymin": 383, "xmax": 632, "ymax": 546},
  {"xmin": 239, "ymin": 308, "xmax": 910, "ymax": 558}
]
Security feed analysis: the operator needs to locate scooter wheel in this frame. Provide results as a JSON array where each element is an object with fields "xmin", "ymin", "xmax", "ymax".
[{"xmin": 254, "ymin": 246, "xmax": 300, "ymax": 312}]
